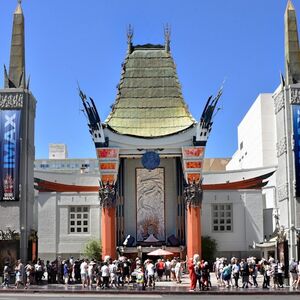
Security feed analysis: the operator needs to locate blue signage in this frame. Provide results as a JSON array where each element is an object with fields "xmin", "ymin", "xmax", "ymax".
[
  {"xmin": 0, "ymin": 110, "xmax": 21, "ymax": 201},
  {"xmin": 142, "ymin": 151, "xmax": 160, "ymax": 170},
  {"xmin": 293, "ymin": 105, "xmax": 300, "ymax": 197}
]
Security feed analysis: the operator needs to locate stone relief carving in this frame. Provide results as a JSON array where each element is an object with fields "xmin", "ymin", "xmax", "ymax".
[
  {"xmin": 136, "ymin": 168, "xmax": 165, "ymax": 242},
  {"xmin": 273, "ymin": 91, "xmax": 284, "ymax": 114},
  {"xmin": 0, "ymin": 93, "xmax": 24, "ymax": 109},
  {"xmin": 277, "ymin": 183, "xmax": 288, "ymax": 202},
  {"xmin": 276, "ymin": 137, "xmax": 287, "ymax": 157},
  {"xmin": 290, "ymin": 88, "xmax": 300, "ymax": 104}
]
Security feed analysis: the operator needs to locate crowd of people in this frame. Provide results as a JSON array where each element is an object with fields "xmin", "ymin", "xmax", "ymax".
[
  {"xmin": 2, "ymin": 255, "xmax": 300, "ymax": 291},
  {"xmin": 212, "ymin": 256, "xmax": 300, "ymax": 289},
  {"xmin": 1, "ymin": 256, "xmax": 189, "ymax": 290}
]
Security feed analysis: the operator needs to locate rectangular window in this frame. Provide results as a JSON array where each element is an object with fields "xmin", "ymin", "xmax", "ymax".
[
  {"xmin": 212, "ymin": 203, "xmax": 232, "ymax": 232},
  {"xmin": 69, "ymin": 206, "xmax": 89, "ymax": 234}
]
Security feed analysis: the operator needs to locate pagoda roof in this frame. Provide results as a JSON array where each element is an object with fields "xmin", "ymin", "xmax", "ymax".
[{"xmin": 105, "ymin": 44, "xmax": 196, "ymax": 138}]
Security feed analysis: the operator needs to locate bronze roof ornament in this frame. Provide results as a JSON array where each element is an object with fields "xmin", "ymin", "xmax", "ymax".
[
  {"xmin": 127, "ymin": 24, "xmax": 134, "ymax": 54},
  {"xmin": 164, "ymin": 24, "xmax": 171, "ymax": 53}
]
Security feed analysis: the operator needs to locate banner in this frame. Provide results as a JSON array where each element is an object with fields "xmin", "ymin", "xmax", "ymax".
[
  {"xmin": 0, "ymin": 110, "xmax": 21, "ymax": 201},
  {"xmin": 293, "ymin": 105, "xmax": 300, "ymax": 197}
]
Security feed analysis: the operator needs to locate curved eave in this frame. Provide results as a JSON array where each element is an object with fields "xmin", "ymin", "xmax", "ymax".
[
  {"xmin": 105, "ymin": 123, "xmax": 196, "ymax": 139},
  {"xmin": 34, "ymin": 171, "xmax": 273, "ymax": 193}
]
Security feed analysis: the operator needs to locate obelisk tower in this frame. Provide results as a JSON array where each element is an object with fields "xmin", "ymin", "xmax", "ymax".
[{"xmin": 0, "ymin": 0, "xmax": 36, "ymax": 262}]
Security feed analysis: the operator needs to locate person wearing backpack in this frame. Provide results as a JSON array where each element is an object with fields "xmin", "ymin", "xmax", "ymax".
[{"xmin": 289, "ymin": 258, "xmax": 298, "ymax": 288}]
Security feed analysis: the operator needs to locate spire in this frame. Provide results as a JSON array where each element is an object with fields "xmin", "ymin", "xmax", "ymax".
[
  {"xmin": 285, "ymin": 0, "xmax": 300, "ymax": 84},
  {"xmin": 126, "ymin": 24, "xmax": 134, "ymax": 54},
  {"xmin": 164, "ymin": 24, "xmax": 171, "ymax": 52},
  {"xmin": 6, "ymin": 0, "xmax": 26, "ymax": 88}
]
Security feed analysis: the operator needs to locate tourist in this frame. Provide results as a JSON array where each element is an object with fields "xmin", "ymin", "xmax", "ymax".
[
  {"xmin": 2, "ymin": 263, "xmax": 10, "ymax": 288},
  {"xmin": 165, "ymin": 259, "xmax": 171, "ymax": 281},
  {"xmin": 232, "ymin": 258, "xmax": 240, "ymax": 288},
  {"xmin": 249, "ymin": 257, "xmax": 258, "ymax": 288},
  {"xmin": 101, "ymin": 262, "xmax": 110, "ymax": 289},
  {"xmin": 156, "ymin": 259, "xmax": 165, "ymax": 281},
  {"xmin": 201, "ymin": 261, "xmax": 210, "ymax": 290},
  {"xmin": 174, "ymin": 259, "xmax": 183, "ymax": 284},
  {"xmin": 296, "ymin": 260, "xmax": 300, "ymax": 289},
  {"xmin": 15, "ymin": 259, "xmax": 25, "ymax": 289},
  {"xmin": 289, "ymin": 258, "xmax": 298, "ymax": 288},
  {"xmin": 188, "ymin": 258, "xmax": 197, "ymax": 291},
  {"xmin": 88, "ymin": 260, "xmax": 96, "ymax": 287},
  {"xmin": 24, "ymin": 261, "xmax": 34, "ymax": 288},
  {"xmin": 34, "ymin": 259, "xmax": 44, "ymax": 284},
  {"xmin": 63, "ymin": 260, "xmax": 69, "ymax": 284},
  {"xmin": 240, "ymin": 259, "xmax": 249, "ymax": 288},
  {"xmin": 146, "ymin": 259, "xmax": 155, "ymax": 288},
  {"xmin": 277, "ymin": 260, "xmax": 284, "ymax": 288},
  {"xmin": 109, "ymin": 260, "xmax": 118, "ymax": 288},
  {"xmin": 222, "ymin": 262, "xmax": 232, "ymax": 288},
  {"xmin": 194, "ymin": 261, "xmax": 202, "ymax": 290},
  {"xmin": 80, "ymin": 259, "xmax": 88, "ymax": 287}
]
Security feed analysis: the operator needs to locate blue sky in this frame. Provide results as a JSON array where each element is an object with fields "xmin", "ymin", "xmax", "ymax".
[{"xmin": 0, "ymin": 0, "xmax": 293, "ymax": 159}]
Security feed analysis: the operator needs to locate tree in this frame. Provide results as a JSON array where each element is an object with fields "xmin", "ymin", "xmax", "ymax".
[
  {"xmin": 83, "ymin": 239, "xmax": 102, "ymax": 260},
  {"xmin": 201, "ymin": 236, "xmax": 218, "ymax": 262}
]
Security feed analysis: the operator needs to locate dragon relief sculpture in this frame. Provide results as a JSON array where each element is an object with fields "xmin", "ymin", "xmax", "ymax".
[
  {"xmin": 99, "ymin": 182, "xmax": 117, "ymax": 208},
  {"xmin": 183, "ymin": 181, "xmax": 203, "ymax": 208}
]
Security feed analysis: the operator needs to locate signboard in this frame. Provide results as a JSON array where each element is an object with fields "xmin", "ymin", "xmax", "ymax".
[
  {"xmin": 0, "ymin": 110, "xmax": 21, "ymax": 201},
  {"xmin": 293, "ymin": 105, "xmax": 300, "ymax": 197}
]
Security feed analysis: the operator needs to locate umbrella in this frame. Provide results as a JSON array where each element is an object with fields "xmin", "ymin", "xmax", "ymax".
[{"xmin": 147, "ymin": 249, "xmax": 174, "ymax": 256}]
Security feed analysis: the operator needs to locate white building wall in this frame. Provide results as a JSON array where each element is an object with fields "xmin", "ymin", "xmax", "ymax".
[
  {"xmin": 38, "ymin": 191, "xmax": 100, "ymax": 261},
  {"xmin": 202, "ymin": 190, "xmax": 263, "ymax": 258},
  {"xmin": 226, "ymin": 93, "xmax": 277, "ymax": 170}
]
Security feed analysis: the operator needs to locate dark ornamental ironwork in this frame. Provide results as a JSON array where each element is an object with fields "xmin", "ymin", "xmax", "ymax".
[
  {"xmin": 183, "ymin": 182, "xmax": 203, "ymax": 208},
  {"xmin": 99, "ymin": 182, "xmax": 116, "ymax": 208},
  {"xmin": 142, "ymin": 151, "xmax": 160, "ymax": 170},
  {"xmin": 0, "ymin": 229, "xmax": 20, "ymax": 240}
]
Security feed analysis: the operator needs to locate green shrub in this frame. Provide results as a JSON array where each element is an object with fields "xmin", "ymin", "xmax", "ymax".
[
  {"xmin": 83, "ymin": 239, "xmax": 102, "ymax": 260},
  {"xmin": 202, "ymin": 236, "xmax": 217, "ymax": 262}
]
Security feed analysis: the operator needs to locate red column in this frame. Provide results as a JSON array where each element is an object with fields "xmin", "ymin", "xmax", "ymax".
[
  {"xmin": 186, "ymin": 206, "xmax": 202, "ymax": 260},
  {"xmin": 101, "ymin": 207, "xmax": 116, "ymax": 260},
  {"xmin": 32, "ymin": 240, "xmax": 37, "ymax": 262}
]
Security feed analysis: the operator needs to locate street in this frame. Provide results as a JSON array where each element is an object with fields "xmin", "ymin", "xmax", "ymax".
[{"xmin": 0, "ymin": 295, "xmax": 299, "ymax": 300}]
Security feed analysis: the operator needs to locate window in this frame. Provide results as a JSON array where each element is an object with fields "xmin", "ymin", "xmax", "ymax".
[
  {"xmin": 212, "ymin": 203, "xmax": 232, "ymax": 232},
  {"xmin": 240, "ymin": 141, "xmax": 243, "ymax": 150},
  {"xmin": 69, "ymin": 206, "xmax": 89, "ymax": 233}
]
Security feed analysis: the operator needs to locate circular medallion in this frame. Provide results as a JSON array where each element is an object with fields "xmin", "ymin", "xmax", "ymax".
[{"xmin": 142, "ymin": 151, "xmax": 160, "ymax": 170}]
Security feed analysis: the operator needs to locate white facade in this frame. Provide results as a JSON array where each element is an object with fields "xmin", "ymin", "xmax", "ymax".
[
  {"xmin": 38, "ymin": 191, "xmax": 100, "ymax": 261},
  {"xmin": 49, "ymin": 144, "xmax": 68, "ymax": 160},
  {"xmin": 226, "ymin": 93, "xmax": 277, "ymax": 170}
]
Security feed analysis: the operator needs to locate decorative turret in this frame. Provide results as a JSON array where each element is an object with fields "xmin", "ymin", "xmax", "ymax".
[
  {"xmin": 4, "ymin": 0, "xmax": 26, "ymax": 89},
  {"xmin": 285, "ymin": 0, "xmax": 300, "ymax": 85}
]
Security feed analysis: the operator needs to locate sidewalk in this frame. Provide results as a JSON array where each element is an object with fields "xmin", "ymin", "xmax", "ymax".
[{"xmin": 1, "ymin": 273, "xmax": 300, "ymax": 295}]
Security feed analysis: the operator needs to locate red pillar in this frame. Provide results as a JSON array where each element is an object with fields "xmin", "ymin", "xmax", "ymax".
[
  {"xmin": 186, "ymin": 206, "xmax": 202, "ymax": 260},
  {"xmin": 101, "ymin": 207, "xmax": 116, "ymax": 260},
  {"xmin": 32, "ymin": 240, "xmax": 37, "ymax": 262}
]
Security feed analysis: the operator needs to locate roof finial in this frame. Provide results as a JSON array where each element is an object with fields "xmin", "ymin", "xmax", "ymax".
[
  {"xmin": 127, "ymin": 24, "xmax": 134, "ymax": 54},
  {"xmin": 18, "ymin": 0, "xmax": 22, "ymax": 4},
  {"xmin": 164, "ymin": 24, "xmax": 171, "ymax": 52}
]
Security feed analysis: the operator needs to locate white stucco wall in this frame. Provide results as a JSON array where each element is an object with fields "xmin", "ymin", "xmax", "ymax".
[
  {"xmin": 202, "ymin": 190, "xmax": 263, "ymax": 257},
  {"xmin": 38, "ymin": 191, "xmax": 100, "ymax": 261},
  {"xmin": 226, "ymin": 93, "xmax": 277, "ymax": 170}
]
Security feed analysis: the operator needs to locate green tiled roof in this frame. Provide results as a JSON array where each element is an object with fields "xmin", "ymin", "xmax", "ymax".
[{"xmin": 105, "ymin": 45, "xmax": 196, "ymax": 137}]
